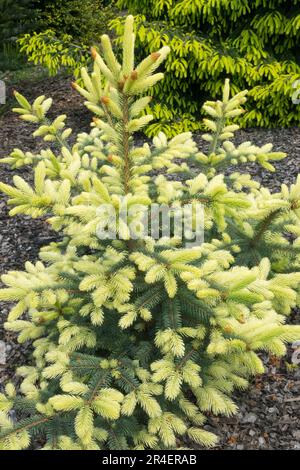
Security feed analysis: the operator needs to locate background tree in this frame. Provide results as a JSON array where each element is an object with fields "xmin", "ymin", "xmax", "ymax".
[{"xmin": 112, "ymin": 0, "xmax": 300, "ymax": 136}]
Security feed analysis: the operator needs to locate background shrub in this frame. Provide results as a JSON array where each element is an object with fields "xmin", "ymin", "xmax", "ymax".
[
  {"xmin": 18, "ymin": 30, "xmax": 91, "ymax": 78},
  {"xmin": 17, "ymin": 1, "xmax": 116, "ymax": 78},
  {"xmin": 36, "ymin": 0, "xmax": 116, "ymax": 44},
  {"xmin": 112, "ymin": 0, "xmax": 300, "ymax": 136},
  {"xmin": 0, "ymin": 0, "xmax": 40, "ymax": 70}
]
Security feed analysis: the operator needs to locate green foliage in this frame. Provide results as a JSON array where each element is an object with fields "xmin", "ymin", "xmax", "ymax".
[
  {"xmin": 0, "ymin": 0, "xmax": 40, "ymax": 71},
  {"xmin": 1, "ymin": 16, "xmax": 300, "ymax": 450},
  {"xmin": 112, "ymin": 0, "xmax": 300, "ymax": 136},
  {"xmin": 17, "ymin": 1, "xmax": 116, "ymax": 77},
  {"xmin": 18, "ymin": 31, "xmax": 91, "ymax": 78},
  {"xmin": 36, "ymin": 0, "xmax": 116, "ymax": 44},
  {"xmin": 0, "ymin": 0, "xmax": 39, "ymax": 42},
  {"xmin": 0, "ymin": 43, "xmax": 25, "ymax": 72}
]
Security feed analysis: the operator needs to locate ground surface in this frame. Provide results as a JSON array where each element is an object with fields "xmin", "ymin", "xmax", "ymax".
[{"xmin": 0, "ymin": 75, "xmax": 300, "ymax": 450}]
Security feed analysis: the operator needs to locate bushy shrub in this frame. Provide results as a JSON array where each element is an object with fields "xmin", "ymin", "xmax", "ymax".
[
  {"xmin": 18, "ymin": 30, "xmax": 91, "ymax": 77},
  {"xmin": 112, "ymin": 0, "xmax": 300, "ymax": 136},
  {"xmin": 17, "ymin": 1, "xmax": 116, "ymax": 77},
  {"xmin": 0, "ymin": 0, "xmax": 38, "ymax": 42},
  {"xmin": 0, "ymin": 0, "xmax": 40, "ymax": 70},
  {"xmin": 1, "ymin": 16, "xmax": 300, "ymax": 450},
  {"xmin": 36, "ymin": 0, "xmax": 116, "ymax": 44}
]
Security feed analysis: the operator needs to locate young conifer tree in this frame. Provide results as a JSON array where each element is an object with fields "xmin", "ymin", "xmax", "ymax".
[{"xmin": 0, "ymin": 16, "xmax": 300, "ymax": 450}]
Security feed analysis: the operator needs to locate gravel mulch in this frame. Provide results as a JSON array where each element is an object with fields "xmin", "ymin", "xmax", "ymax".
[
  {"xmin": 209, "ymin": 349, "xmax": 300, "ymax": 450},
  {"xmin": 0, "ymin": 75, "xmax": 300, "ymax": 449}
]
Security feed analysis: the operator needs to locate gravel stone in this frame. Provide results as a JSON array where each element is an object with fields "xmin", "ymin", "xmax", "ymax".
[
  {"xmin": 0, "ymin": 340, "xmax": 6, "ymax": 364},
  {"xmin": 242, "ymin": 413, "xmax": 257, "ymax": 424},
  {"xmin": 292, "ymin": 430, "xmax": 300, "ymax": 440}
]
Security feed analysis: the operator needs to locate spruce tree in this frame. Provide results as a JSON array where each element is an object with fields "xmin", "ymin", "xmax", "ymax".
[{"xmin": 0, "ymin": 16, "xmax": 300, "ymax": 450}]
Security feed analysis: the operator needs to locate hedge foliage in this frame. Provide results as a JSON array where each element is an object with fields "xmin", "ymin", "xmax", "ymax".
[{"xmin": 112, "ymin": 0, "xmax": 300, "ymax": 136}]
